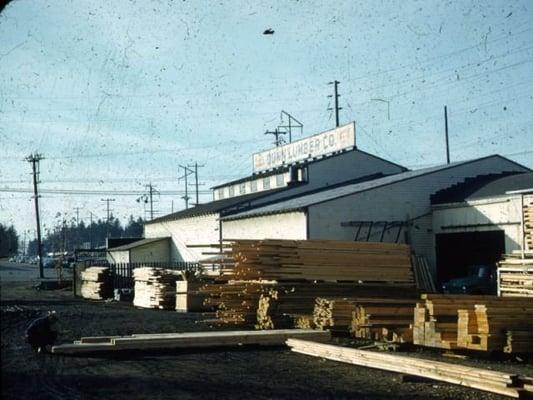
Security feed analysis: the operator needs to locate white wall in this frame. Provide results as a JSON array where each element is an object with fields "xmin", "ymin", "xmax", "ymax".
[
  {"xmin": 107, "ymin": 250, "xmax": 130, "ymax": 263},
  {"xmin": 307, "ymin": 157, "xmax": 528, "ymax": 275},
  {"xmin": 130, "ymin": 240, "xmax": 170, "ymax": 263},
  {"xmin": 222, "ymin": 211, "xmax": 307, "ymax": 240},
  {"xmin": 432, "ymin": 194, "xmax": 533, "ymax": 253},
  {"xmin": 144, "ymin": 214, "xmax": 220, "ymax": 262}
]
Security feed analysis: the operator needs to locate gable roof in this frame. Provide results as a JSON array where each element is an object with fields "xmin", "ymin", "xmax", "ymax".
[{"xmin": 221, "ymin": 155, "xmax": 530, "ymax": 221}]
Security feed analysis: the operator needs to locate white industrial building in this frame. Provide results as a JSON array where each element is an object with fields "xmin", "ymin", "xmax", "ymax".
[{"xmin": 143, "ymin": 122, "xmax": 531, "ymax": 282}]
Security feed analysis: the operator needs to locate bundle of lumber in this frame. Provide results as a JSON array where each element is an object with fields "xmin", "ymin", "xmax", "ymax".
[
  {"xmin": 175, "ymin": 280, "xmax": 211, "ymax": 312},
  {"xmin": 51, "ymin": 329, "xmax": 331, "ymax": 355},
  {"xmin": 498, "ymin": 253, "xmax": 533, "ymax": 297},
  {"xmin": 350, "ymin": 299, "xmax": 416, "ymax": 342},
  {"xmin": 223, "ymin": 239, "xmax": 415, "ymax": 284},
  {"xmin": 133, "ymin": 267, "xmax": 182, "ymax": 309},
  {"xmin": 457, "ymin": 302, "xmax": 533, "ymax": 352},
  {"xmin": 287, "ymin": 339, "xmax": 533, "ymax": 398},
  {"xmin": 198, "ymin": 239, "xmax": 419, "ymax": 329},
  {"xmin": 524, "ymin": 202, "xmax": 532, "ymax": 250},
  {"xmin": 414, "ymin": 294, "xmax": 533, "ymax": 352},
  {"xmin": 80, "ymin": 266, "xmax": 112, "ymax": 300}
]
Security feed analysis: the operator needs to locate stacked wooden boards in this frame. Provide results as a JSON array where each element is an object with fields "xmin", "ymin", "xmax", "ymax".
[
  {"xmin": 222, "ymin": 239, "xmax": 415, "ymax": 284},
  {"xmin": 198, "ymin": 239, "xmax": 419, "ymax": 329},
  {"xmin": 287, "ymin": 339, "xmax": 533, "ymax": 398},
  {"xmin": 175, "ymin": 280, "xmax": 211, "ymax": 312},
  {"xmin": 498, "ymin": 253, "xmax": 533, "ymax": 297},
  {"xmin": 312, "ymin": 297, "xmax": 415, "ymax": 343},
  {"xmin": 80, "ymin": 266, "xmax": 112, "ymax": 300},
  {"xmin": 51, "ymin": 329, "xmax": 331, "ymax": 354},
  {"xmin": 414, "ymin": 294, "xmax": 533, "ymax": 352},
  {"xmin": 133, "ymin": 267, "xmax": 183, "ymax": 309},
  {"xmin": 525, "ymin": 201, "xmax": 533, "ymax": 250}
]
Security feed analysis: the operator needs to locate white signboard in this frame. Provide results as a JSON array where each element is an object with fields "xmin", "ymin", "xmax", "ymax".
[{"xmin": 253, "ymin": 122, "xmax": 355, "ymax": 172}]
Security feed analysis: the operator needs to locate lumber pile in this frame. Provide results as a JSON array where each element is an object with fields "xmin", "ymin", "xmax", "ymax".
[
  {"xmin": 133, "ymin": 267, "xmax": 182, "ymax": 309},
  {"xmin": 198, "ymin": 239, "xmax": 418, "ymax": 330},
  {"xmin": 350, "ymin": 299, "xmax": 416, "ymax": 342},
  {"xmin": 457, "ymin": 303, "xmax": 533, "ymax": 352},
  {"xmin": 80, "ymin": 266, "xmax": 112, "ymax": 300},
  {"xmin": 414, "ymin": 294, "xmax": 533, "ymax": 352},
  {"xmin": 175, "ymin": 280, "xmax": 211, "ymax": 312},
  {"xmin": 51, "ymin": 329, "xmax": 331, "ymax": 355},
  {"xmin": 287, "ymin": 339, "xmax": 533, "ymax": 398},
  {"xmin": 224, "ymin": 239, "xmax": 415, "ymax": 284},
  {"xmin": 498, "ymin": 253, "xmax": 533, "ymax": 297},
  {"xmin": 525, "ymin": 201, "xmax": 532, "ymax": 250}
]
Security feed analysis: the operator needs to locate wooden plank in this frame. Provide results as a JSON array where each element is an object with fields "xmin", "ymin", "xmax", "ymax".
[{"xmin": 52, "ymin": 329, "xmax": 331, "ymax": 354}]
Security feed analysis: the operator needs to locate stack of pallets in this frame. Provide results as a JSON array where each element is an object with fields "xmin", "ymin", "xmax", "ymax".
[
  {"xmin": 133, "ymin": 267, "xmax": 182, "ymax": 309},
  {"xmin": 80, "ymin": 266, "xmax": 112, "ymax": 300}
]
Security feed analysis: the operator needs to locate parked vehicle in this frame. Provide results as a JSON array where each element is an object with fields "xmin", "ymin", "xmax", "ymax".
[{"xmin": 441, "ymin": 264, "xmax": 497, "ymax": 295}]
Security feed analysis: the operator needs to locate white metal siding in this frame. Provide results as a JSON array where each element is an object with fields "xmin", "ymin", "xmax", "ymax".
[
  {"xmin": 144, "ymin": 214, "xmax": 220, "ymax": 262},
  {"xmin": 433, "ymin": 194, "xmax": 533, "ymax": 253},
  {"xmin": 107, "ymin": 250, "xmax": 130, "ymax": 263},
  {"xmin": 222, "ymin": 212, "xmax": 307, "ymax": 240}
]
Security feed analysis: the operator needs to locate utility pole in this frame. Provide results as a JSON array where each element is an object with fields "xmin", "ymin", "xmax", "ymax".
[
  {"xmin": 444, "ymin": 105, "xmax": 450, "ymax": 164},
  {"xmin": 100, "ymin": 198, "xmax": 115, "ymax": 238},
  {"xmin": 25, "ymin": 153, "xmax": 44, "ymax": 279},
  {"xmin": 88, "ymin": 211, "xmax": 96, "ymax": 248},
  {"xmin": 179, "ymin": 165, "xmax": 193, "ymax": 209},
  {"xmin": 73, "ymin": 207, "xmax": 82, "ymax": 225},
  {"xmin": 188, "ymin": 162, "xmax": 205, "ymax": 206},
  {"xmin": 265, "ymin": 128, "xmax": 287, "ymax": 147},
  {"xmin": 328, "ymin": 80, "xmax": 342, "ymax": 127}
]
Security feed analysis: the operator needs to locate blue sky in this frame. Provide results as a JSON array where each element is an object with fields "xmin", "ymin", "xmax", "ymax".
[{"xmin": 1, "ymin": 0, "xmax": 532, "ymax": 238}]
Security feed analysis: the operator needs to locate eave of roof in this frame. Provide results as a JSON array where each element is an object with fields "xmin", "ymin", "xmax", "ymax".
[{"xmin": 108, "ymin": 237, "xmax": 170, "ymax": 252}]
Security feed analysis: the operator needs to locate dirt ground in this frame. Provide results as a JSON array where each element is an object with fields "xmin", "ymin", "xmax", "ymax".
[{"xmin": 1, "ymin": 262, "xmax": 532, "ymax": 400}]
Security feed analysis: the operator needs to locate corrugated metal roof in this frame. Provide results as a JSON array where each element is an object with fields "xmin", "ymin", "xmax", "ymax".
[
  {"xmin": 108, "ymin": 237, "xmax": 170, "ymax": 252},
  {"xmin": 145, "ymin": 187, "xmax": 290, "ymax": 224},
  {"xmin": 221, "ymin": 155, "xmax": 529, "ymax": 221}
]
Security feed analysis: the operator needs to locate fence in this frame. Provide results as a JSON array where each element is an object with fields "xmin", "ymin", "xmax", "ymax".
[{"xmin": 74, "ymin": 261, "xmax": 201, "ymax": 295}]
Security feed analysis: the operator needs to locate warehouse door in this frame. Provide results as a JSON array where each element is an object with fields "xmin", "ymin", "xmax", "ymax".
[{"xmin": 435, "ymin": 230, "xmax": 505, "ymax": 284}]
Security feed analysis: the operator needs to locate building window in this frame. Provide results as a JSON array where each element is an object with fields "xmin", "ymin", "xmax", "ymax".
[
  {"xmin": 228, "ymin": 186, "xmax": 235, "ymax": 197},
  {"xmin": 276, "ymin": 174, "xmax": 285, "ymax": 187},
  {"xmin": 250, "ymin": 180, "xmax": 258, "ymax": 192},
  {"xmin": 263, "ymin": 176, "xmax": 270, "ymax": 190},
  {"xmin": 239, "ymin": 183, "xmax": 246, "ymax": 195}
]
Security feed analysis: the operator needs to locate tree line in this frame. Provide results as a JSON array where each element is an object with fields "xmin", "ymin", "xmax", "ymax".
[
  {"xmin": 0, "ymin": 223, "xmax": 19, "ymax": 257},
  {"xmin": 26, "ymin": 216, "xmax": 144, "ymax": 256}
]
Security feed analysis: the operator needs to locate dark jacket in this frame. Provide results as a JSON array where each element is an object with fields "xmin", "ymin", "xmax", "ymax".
[{"xmin": 25, "ymin": 316, "xmax": 58, "ymax": 349}]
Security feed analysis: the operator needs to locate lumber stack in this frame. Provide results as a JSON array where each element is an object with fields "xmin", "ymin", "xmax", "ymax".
[
  {"xmin": 287, "ymin": 339, "xmax": 533, "ymax": 398},
  {"xmin": 225, "ymin": 239, "xmax": 415, "ymax": 284},
  {"xmin": 525, "ymin": 202, "xmax": 532, "ymax": 250},
  {"xmin": 133, "ymin": 267, "xmax": 182, "ymax": 309},
  {"xmin": 350, "ymin": 299, "xmax": 416, "ymax": 342},
  {"xmin": 51, "ymin": 329, "xmax": 331, "ymax": 355},
  {"xmin": 457, "ymin": 303, "xmax": 533, "ymax": 352},
  {"xmin": 414, "ymin": 294, "xmax": 533, "ymax": 352},
  {"xmin": 498, "ymin": 253, "xmax": 533, "ymax": 297},
  {"xmin": 313, "ymin": 297, "xmax": 357, "ymax": 331},
  {"xmin": 80, "ymin": 266, "xmax": 112, "ymax": 300},
  {"xmin": 199, "ymin": 239, "xmax": 418, "ymax": 329},
  {"xmin": 175, "ymin": 281, "xmax": 211, "ymax": 312}
]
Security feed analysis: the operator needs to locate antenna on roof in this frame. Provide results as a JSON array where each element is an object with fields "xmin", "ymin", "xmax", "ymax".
[{"xmin": 278, "ymin": 111, "xmax": 303, "ymax": 143}]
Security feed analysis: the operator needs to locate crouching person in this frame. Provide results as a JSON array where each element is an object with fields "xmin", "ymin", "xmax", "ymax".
[{"xmin": 25, "ymin": 311, "xmax": 58, "ymax": 353}]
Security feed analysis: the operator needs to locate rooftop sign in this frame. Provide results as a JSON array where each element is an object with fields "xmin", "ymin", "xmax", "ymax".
[{"xmin": 252, "ymin": 122, "xmax": 355, "ymax": 173}]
